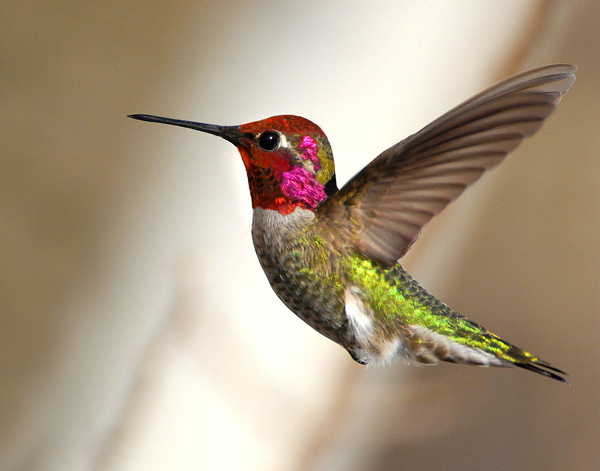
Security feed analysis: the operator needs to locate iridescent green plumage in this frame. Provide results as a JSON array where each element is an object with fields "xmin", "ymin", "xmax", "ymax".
[{"xmin": 343, "ymin": 257, "xmax": 540, "ymax": 365}]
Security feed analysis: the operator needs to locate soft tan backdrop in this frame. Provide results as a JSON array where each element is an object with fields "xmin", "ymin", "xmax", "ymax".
[{"xmin": 2, "ymin": 1, "xmax": 598, "ymax": 470}]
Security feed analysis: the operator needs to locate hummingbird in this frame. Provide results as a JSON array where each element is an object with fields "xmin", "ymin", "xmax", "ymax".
[{"xmin": 130, "ymin": 64, "xmax": 575, "ymax": 383}]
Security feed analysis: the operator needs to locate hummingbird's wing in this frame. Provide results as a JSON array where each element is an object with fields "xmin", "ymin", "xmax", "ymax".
[{"xmin": 317, "ymin": 64, "xmax": 576, "ymax": 265}]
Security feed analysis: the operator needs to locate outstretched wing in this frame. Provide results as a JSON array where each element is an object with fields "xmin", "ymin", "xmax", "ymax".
[{"xmin": 317, "ymin": 64, "xmax": 576, "ymax": 265}]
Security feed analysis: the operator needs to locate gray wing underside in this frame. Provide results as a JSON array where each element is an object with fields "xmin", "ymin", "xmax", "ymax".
[{"xmin": 319, "ymin": 64, "xmax": 576, "ymax": 265}]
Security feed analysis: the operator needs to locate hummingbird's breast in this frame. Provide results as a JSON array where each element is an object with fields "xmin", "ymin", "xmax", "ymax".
[{"xmin": 251, "ymin": 207, "xmax": 348, "ymax": 344}]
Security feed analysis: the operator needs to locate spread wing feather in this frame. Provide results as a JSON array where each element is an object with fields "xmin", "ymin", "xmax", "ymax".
[{"xmin": 318, "ymin": 64, "xmax": 576, "ymax": 265}]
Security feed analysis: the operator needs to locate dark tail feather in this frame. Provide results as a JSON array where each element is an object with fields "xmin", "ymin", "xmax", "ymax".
[{"xmin": 515, "ymin": 360, "xmax": 569, "ymax": 384}]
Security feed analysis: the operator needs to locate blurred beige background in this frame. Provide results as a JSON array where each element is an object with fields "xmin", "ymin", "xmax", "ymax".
[{"xmin": 2, "ymin": 1, "xmax": 599, "ymax": 470}]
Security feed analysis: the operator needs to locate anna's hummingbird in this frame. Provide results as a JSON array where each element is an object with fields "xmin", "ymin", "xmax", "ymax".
[{"xmin": 130, "ymin": 64, "xmax": 575, "ymax": 383}]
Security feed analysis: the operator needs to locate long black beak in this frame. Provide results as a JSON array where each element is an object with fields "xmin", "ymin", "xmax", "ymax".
[{"xmin": 128, "ymin": 114, "xmax": 243, "ymax": 145}]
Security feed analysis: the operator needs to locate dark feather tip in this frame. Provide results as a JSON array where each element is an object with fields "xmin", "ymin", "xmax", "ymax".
[{"xmin": 515, "ymin": 361, "xmax": 569, "ymax": 384}]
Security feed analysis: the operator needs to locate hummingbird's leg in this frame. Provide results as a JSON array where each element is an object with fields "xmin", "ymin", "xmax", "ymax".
[{"xmin": 347, "ymin": 350, "xmax": 368, "ymax": 365}]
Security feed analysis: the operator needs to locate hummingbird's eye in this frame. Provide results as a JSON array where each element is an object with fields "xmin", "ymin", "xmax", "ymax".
[{"xmin": 257, "ymin": 131, "xmax": 280, "ymax": 152}]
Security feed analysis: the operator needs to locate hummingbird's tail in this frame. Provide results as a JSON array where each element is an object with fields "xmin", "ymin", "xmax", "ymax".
[{"xmin": 514, "ymin": 360, "xmax": 568, "ymax": 384}]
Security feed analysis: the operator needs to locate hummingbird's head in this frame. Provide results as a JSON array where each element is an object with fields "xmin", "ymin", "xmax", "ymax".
[
  {"xmin": 129, "ymin": 114, "xmax": 338, "ymax": 215},
  {"xmin": 235, "ymin": 115, "xmax": 337, "ymax": 214}
]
